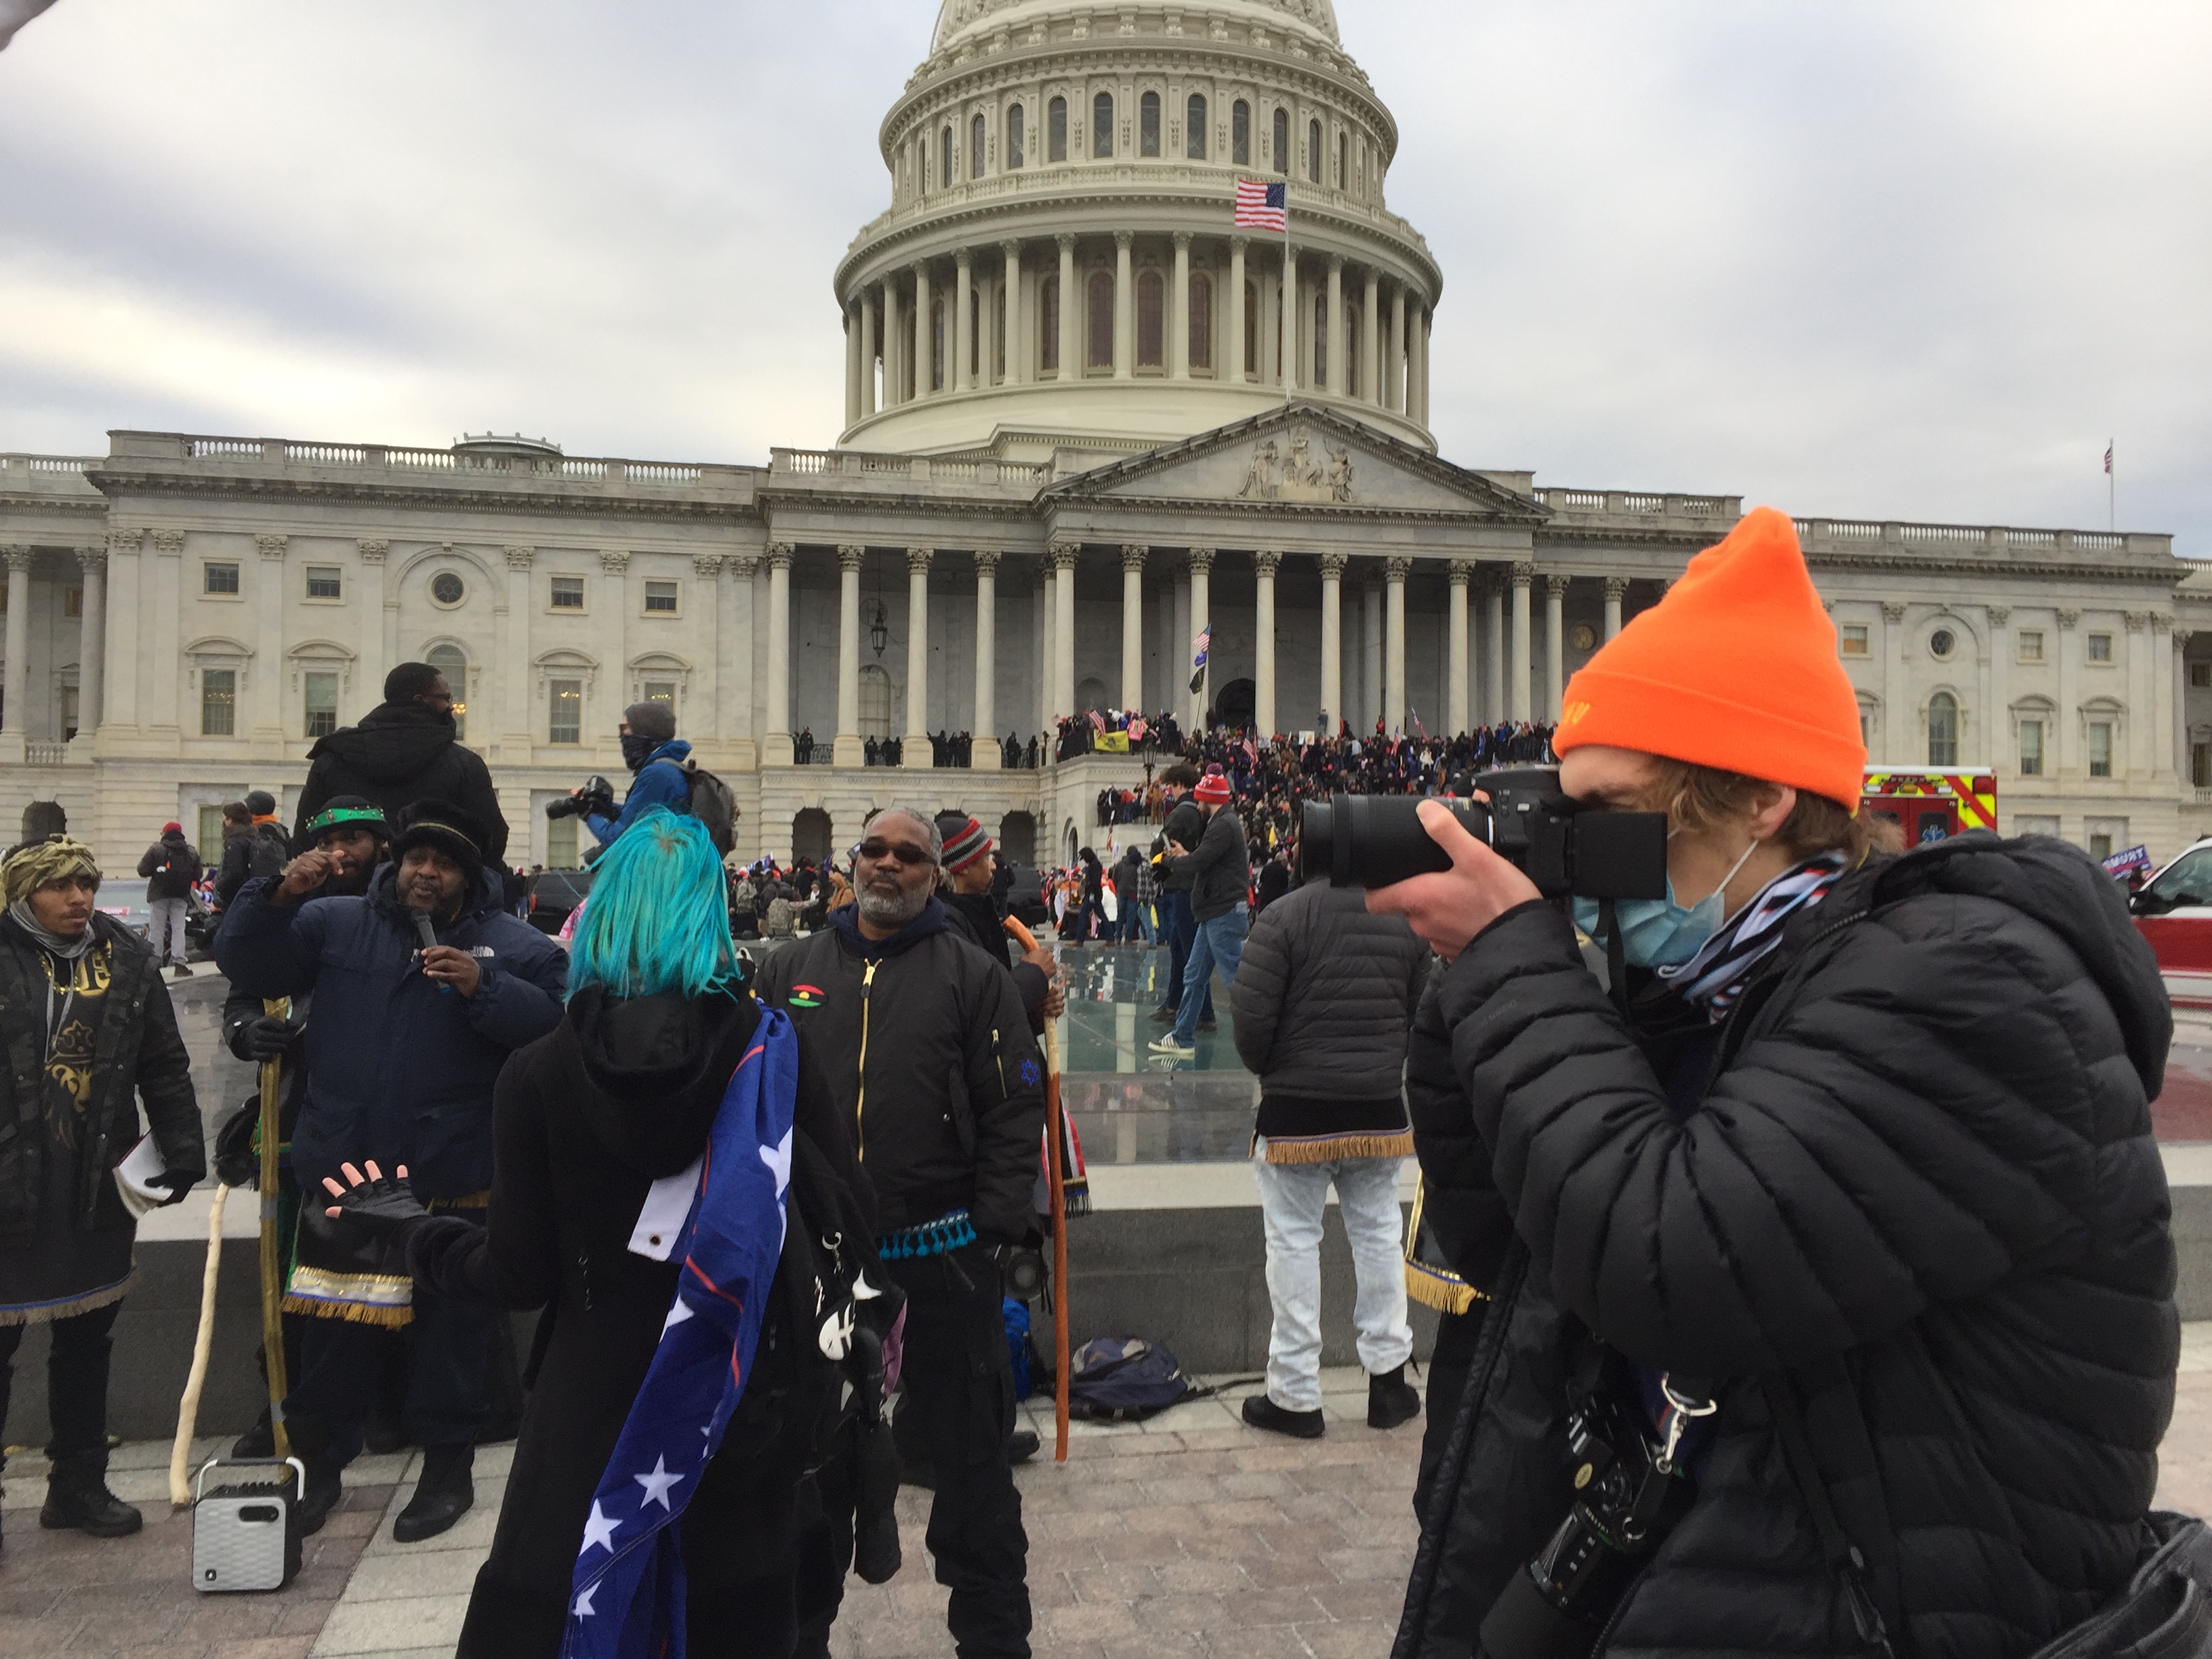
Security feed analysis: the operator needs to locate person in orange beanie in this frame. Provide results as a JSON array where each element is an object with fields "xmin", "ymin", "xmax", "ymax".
[{"xmin": 1376, "ymin": 507, "xmax": 2178, "ymax": 1659}]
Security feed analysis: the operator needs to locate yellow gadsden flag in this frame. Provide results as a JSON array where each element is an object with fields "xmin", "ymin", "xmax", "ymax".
[{"xmin": 1095, "ymin": 731, "xmax": 1131, "ymax": 754}]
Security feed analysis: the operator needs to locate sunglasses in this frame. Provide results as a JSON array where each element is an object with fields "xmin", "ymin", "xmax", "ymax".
[{"xmin": 856, "ymin": 838, "xmax": 937, "ymax": 867}]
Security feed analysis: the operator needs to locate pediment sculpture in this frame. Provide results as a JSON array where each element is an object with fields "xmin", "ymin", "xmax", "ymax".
[{"xmin": 1238, "ymin": 426, "xmax": 1355, "ymax": 504}]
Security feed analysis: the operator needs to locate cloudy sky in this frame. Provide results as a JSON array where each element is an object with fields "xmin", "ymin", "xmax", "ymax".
[{"xmin": 2, "ymin": 1, "xmax": 2207, "ymax": 551}]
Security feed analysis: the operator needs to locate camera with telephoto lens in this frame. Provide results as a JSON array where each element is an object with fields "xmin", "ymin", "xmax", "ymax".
[
  {"xmin": 544, "ymin": 775, "xmax": 617, "ymax": 825},
  {"xmin": 1298, "ymin": 766, "xmax": 1670, "ymax": 901}
]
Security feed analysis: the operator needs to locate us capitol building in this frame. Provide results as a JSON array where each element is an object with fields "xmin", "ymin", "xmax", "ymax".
[{"xmin": 4, "ymin": 0, "xmax": 2207, "ymax": 874}]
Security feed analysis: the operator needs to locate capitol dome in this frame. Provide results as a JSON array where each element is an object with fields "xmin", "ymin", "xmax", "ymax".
[{"xmin": 835, "ymin": 0, "xmax": 1441, "ymax": 461}]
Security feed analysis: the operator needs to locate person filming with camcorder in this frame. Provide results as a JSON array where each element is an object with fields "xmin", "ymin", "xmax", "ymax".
[{"xmin": 1331, "ymin": 510, "xmax": 2186, "ymax": 1659}]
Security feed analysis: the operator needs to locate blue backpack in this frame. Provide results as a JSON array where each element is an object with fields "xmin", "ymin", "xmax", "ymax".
[{"xmin": 1065, "ymin": 1336, "xmax": 1202, "ymax": 1422}]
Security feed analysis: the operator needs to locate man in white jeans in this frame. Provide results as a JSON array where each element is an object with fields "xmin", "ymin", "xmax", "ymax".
[
  {"xmin": 136, "ymin": 820, "xmax": 202, "ymax": 977},
  {"xmin": 1231, "ymin": 875, "xmax": 1431, "ymax": 1436}
]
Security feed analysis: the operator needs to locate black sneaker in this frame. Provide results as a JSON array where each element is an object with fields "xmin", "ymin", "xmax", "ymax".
[
  {"xmin": 392, "ymin": 1444, "xmax": 474, "ymax": 1542},
  {"xmin": 1368, "ymin": 1364, "xmax": 1421, "ymax": 1430},
  {"xmin": 38, "ymin": 1456, "xmax": 141, "ymax": 1538},
  {"xmin": 1148, "ymin": 1006, "xmax": 1176, "ymax": 1023},
  {"xmin": 295, "ymin": 1462, "xmax": 344, "ymax": 1537},
  {"xmin": 1241, "ymin": 1394, "xmax": 1325, "ymax": 1439}
]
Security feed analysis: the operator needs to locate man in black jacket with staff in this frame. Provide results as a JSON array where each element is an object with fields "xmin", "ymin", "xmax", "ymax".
[{"xmin": 756, "ymin": 804, "xmax": 1045, "ymax": 1659}]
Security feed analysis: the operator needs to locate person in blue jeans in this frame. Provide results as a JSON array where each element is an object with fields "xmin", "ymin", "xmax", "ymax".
[
  {"xmin": 1148, "ymin": 765, "xmax": 1214, "ymax": 1028},
  {"xmin": 1149, "ymin": 766, "xmax": 1250, "ymax": 1058}
]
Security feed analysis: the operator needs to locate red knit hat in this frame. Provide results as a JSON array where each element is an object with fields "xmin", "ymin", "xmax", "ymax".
[
  {"xmin": 1553, "ymin": 506, "xmax": 1866, "ymax": 807},
  {"xmin": 1193, "ymin": 766, "xmax": 1232, "ymax": 805},
  {"xmin": 161, "ymin": 821, "xmax": 182, "ymax": 835}
]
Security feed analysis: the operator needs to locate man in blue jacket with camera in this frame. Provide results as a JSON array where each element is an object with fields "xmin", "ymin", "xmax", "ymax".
[
  {"xmin": 579, "ymin": 701, "xmax": 692, "ymax": 848},
  {"xmin": 217, "ymin": 800, "xmax": 567, "ymax": 1541}
]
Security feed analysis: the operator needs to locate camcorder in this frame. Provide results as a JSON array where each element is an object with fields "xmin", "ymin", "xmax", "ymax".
[
  {"xmin": 1298, "ymin": 766, "xmax": 1668, "ymax": 903},
  {"xmin": 544, "ymin": 775, "xmax": 617, "ymax": 825}
]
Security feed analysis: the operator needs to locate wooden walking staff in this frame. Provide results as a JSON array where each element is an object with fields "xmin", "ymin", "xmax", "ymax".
[
  {"xmin": 256, "ymin": 998, "xmax": 292, "ymax": 1461},
  {"xmin": 1003, "ymin": 918, "xmax": 1070, "ymax": 1463},
  {"xmin": 167, "ymin": 1183, "xmax": 229, "ymax": 1507}
]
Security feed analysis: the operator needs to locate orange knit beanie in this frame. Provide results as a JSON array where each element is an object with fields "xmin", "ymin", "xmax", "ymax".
[{"xmin": 1553, "ymin": 506, "xmax": 1866, "ymax": 806}]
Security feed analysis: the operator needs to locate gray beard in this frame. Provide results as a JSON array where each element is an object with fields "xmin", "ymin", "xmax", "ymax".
[{"xmin": 857, "ymin": 884, "xmax": 929, "ymax": 928}]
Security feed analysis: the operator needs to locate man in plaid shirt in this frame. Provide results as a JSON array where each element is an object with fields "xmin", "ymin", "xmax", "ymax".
[{"xmin": 1125, "ymin": 844, "xmax": 1160, "ymax": 944}]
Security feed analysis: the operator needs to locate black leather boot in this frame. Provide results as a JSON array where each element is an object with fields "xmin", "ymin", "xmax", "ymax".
[
  {"xmin": 39, "ymin": 1451, "xmax": 142, "ymax": 1538},
  {"xmin": 283, "ymin": 1412, "xmax": 345, "ymax": 1538},
  {"xmin": 392, "ymin": 1443, "xmax": 474, "ymax": 1542},
  {"xmin": 1368, "ymin": 1363, "xmax": 1422, "ymax": 1431},
  {"xmin": 1242, "ymin": 1394, "xmax": 1325, "ymax": 1439}
]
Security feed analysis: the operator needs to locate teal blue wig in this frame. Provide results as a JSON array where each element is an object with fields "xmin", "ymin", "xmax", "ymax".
[{"xmin": 566, "ymin": 809, "xmax": 736, "ymax": 1001}]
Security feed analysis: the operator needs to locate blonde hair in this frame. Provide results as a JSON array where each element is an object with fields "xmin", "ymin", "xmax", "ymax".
[{"xmin": 1646, "ymin": 760, "xmax": 1872, "ymax": 864}]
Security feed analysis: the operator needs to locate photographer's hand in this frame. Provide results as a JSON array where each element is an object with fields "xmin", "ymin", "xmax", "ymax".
[{"xmin": 1366, "ymin": 799, "xmax": 1540, "ymax": 962}]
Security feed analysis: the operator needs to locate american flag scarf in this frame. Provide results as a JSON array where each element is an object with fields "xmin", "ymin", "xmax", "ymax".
[
  {"xmin": 1658, "ymin": 852, "xmax": 1848, "ymax": 1022},
  {"xmin": 562, "ymin": 1008, "xmax": 799, "ymax": 1658}
]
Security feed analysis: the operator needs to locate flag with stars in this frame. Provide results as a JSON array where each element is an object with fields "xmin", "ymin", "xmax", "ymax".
[{"xmin": 563, "ymin": 1007, "xmax": 799, "ymax": 1659}]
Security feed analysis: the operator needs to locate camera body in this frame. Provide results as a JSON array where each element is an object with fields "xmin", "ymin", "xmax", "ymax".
[
  {"xmin": 545, "ymin": 775, "xmax": 617, "ymax": 825},
  {"xmin": 1298, "ymin": 767, "xmax": 1668, "ymax": 901}
]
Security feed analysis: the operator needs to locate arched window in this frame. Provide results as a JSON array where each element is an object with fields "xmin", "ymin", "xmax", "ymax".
[
  {"xmin": 1308, "ymin": 118, "xmax": 1322, "ymax": 182},
  {"xmin": 1187, "ymin": 94, "xmax": 1208, "ymax": 159},
  {"xmin": 971, "ymin": 113, "xmax": 986, "ymax": 178},
  {"xmin": 1093, "ymin": 91, "xmax": 1115, "ymax": 157},
  {"xmin": 1087, "ymin": 269, "xmax": 1114, "ymax": 368},
  {"xmin": 1008, "ymin": 102, "xmax": 1025, "ymax": 168},
  {"xmin": 1136, "ymin": 269, "xmax": 1164, "ymax": 368},
  {"xmin": 1048, "ymin": 96, "xmax": 1067, "ymax": 162},
  {"xmin": 941, "ymin": 125, "xmax": 954, "ymax": 190},
  {"xmin": 427, "ymin": 644, "xmax": 468, "ymax": 740},
  {"xmin": 1232, "ymin": 99, "xmax": 1250, "ymax": 165},
  {"xmin": 1244, "ymin": 279, "xmax": 1259, "ymax": 376},
  {"xmin": 1272, "ymin": 107, "xmax": 1289, "ymax": 175},
  {"xmin": 1140, "ymin": 91, "xmax": 1160, "ymax": 156},
  {"xmin": 1040, "ymin": 274, "xmax": 1060, "ymax": 371},
  {"xmin": 1189, "ymin": 271, "xmax": 1213, "ymax": 371},
  {"xmin": 1336, "ymin": 131, "xmax": 1347, "ymax": 189},
  {"xmin": 1927, "ymin": 693, "xmax": 1959, "ymax": 766},
  {"xmin": 1313, "ymin": 288, "xmax": 1328, "ymax": 388},
  {"xmin": 930, "ymin": 298, "xmax": 945, "ymax": 391}
]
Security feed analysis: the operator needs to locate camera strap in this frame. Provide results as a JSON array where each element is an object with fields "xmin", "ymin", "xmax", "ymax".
[{"xmin": 1766, "ymin": 1374, "xmax": 1898, "ymax": 1658}]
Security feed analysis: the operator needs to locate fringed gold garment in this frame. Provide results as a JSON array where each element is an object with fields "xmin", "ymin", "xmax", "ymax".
[
  {"xmin": 1403, "ymin": 1174, "xmax": 1486, "ymax": 1315},
  {"xmin": 1261, "ymin": 1128, "xmax": 1414, "ymax": 1166},
  {"xmin": 281, "ymin": 1265, "xmax": 414, "ymax": 1328}
]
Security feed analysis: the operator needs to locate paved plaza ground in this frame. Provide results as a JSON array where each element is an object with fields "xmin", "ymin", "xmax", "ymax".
[{"xmin": 3, "ymin": 1340, "xmax": 2211, "ymax": 1659}]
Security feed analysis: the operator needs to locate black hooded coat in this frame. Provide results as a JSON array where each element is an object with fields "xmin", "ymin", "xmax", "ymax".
[
  {"xmin": 295, "ymin": 699, "xmax": 509, "ymax": 859},
  {"xmin": 1396, "ymin": 833, "xmax": 2179, "ymax": 1659}
]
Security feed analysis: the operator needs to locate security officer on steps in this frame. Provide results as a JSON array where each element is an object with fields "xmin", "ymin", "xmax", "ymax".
[{"xmin": 755, "ymin": 804, "xmax": 1045, "ymax": 1659}]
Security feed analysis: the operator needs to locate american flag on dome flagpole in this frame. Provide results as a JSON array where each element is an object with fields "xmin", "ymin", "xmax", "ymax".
[
  {"xmin": 1235, "ymin": 181, "xmax": 1291, "ymax": 404},
  {"xmin": 2106, "ymin": 440, "xmax": 2115, "ymax": 533}
]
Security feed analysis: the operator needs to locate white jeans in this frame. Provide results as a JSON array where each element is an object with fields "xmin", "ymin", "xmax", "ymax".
[
  {"xmin": 1251, "ymin": 1140, "xmax": 1413, "ymax": 1413},
  {"xmin": 148, "ymin": 897, "xmax": 189, "ymax": 964}
]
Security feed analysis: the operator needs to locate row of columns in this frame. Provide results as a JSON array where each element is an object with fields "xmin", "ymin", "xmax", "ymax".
[
  {"xmin": 0, "ymin": 544, "xmax": 106, "ymax": 756},
  {"xmin": 844, "ymin": 236, "xmax": 1433, "ymax": 422}
]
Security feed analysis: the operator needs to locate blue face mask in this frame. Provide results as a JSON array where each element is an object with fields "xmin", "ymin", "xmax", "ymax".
[{"xmin": 1572, "ymin": 839, "xmax": 1759, "ymax": 969}]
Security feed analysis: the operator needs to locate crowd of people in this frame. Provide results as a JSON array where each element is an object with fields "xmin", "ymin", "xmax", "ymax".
[
  {"xmin": 0, "ymin": 498, "xmax": 2194, "ymax": 1659},
  {"xmin": 790, "ymin": 726, "xmax": 1049, "ymax": 769}
]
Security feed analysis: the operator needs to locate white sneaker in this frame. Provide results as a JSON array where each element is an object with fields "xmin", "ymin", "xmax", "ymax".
[{"xmin": 1147, "ymin": 1035, "xmax": 1195, "ymax": 1057}]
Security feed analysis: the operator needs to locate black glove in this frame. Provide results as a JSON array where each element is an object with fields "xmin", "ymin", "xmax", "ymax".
[
  {"xmin": 152, "ymin": 1169, "xmax": 197, "ymax": 1206},
  {"xmin": 230, "ymin": 1015, "xmax": 303, "ymax": 1063},
  {"xmin": 324, "ymin": 1163, "xmax": 430, "ymax": 1239}
]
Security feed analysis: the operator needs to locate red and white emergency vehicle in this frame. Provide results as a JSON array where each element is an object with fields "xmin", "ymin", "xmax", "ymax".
[
  {"xmin": 1860, "ymin": 769, "xmax": 1999, "ymax": 846},
  {"xmin": 2129, "ymin": 839, "xmax": 2212, "ymax": 1009}
]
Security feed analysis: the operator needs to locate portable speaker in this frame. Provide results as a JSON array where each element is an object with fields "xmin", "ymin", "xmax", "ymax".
[{"xmin": 190, "ymin": 1457, "xmax": 304, "ymax": 1593}]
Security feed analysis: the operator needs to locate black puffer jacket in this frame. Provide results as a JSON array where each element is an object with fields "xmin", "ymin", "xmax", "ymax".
[
  {"xmin": 295, "ymin": 699, "xmax": 509, "ymax": 859},
  {"xmin": 1397, "ymin": 834, "xmax": 2178, "ymax": 1659}
]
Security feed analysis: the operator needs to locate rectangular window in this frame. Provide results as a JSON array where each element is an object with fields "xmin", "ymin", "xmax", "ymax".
[
  {"xmin": 642, "ymin": 680, "xmax": 677, "ymax": 714},
  {"xmin": 1189, "ymin": 274, "xmax": 1212, "ymax": 371},
  {"xmin": 1187, "ymin": 94, "xmax": 1206, "ymax": 160},
  {"xmin": 2089, "ymin": 721, "xmax": 2113, "ymax": 777},
  {"xmin": 198, "ymin": 806, "xmax": 226, "ymax": 867},
  {"xmin": 2089, "ymin": 832, "xmax": 2114, "ymax": 861},
  {"xmin": 62, "ymin": 587, "xmax": 82, "ymax": 618},
  {"xmin": 201, "ymin": 668, "xmax": 237, "ymax": 736},
  {"xmin": 304, "ymin": 671, "xmax": 338, "ymax": 738},
  {"xmin": 2087, "ymin": 632, "xmax": 2113, "ymax": 662},
  {"xmin": 1140, "ymin": 91, "xmax": 1160, "ymax": 157},
  {"xmin": 1048, "ymin": 96, "xmax": 1067, "ymax": 162},
  {"xmin": 306, "ymin": 566, "xmax": 342, "ymax": 599},
  {"xmin": 204, "ymin": 562, "xmax": 240, "ymax": 595},
  {"xmin": 2017, "ymin": 628, "xmax": 2043, "ymax": 663},
  {"xmin": 2195, "ymin": 743, "xmax": 2211, "ymax": 788},
  {"xmin": 1008, "ymin": 103, "xmax": 1024, "ymax": 168},
  {"xmin": 644, "ymin": 580, "xmax": 679, "ymax": 614},
  {"xmin": 1839, "ymin": 624, "xmax": 1868, "ymax": 657},
  {"xmin": 547, "ymin": 814, "xmax": 579, "ymax": 869},
  {"xmin": 550, "ymin": 679, "xmax": 582, "ymax": 745},
  {"xmin": 1093, "ymin": 91, "xmax": 1114, "ymax": 157},
  {"xmin": 551, "ymin": 575, "xmax": 586, "ymax": 609},
  {"xmin": 2019, "ymin": 719, "xmax": 2043, "ymax": 776},
  {"xmin": 2194, "ymin": 661, "xmax": 2211, "ymax": 690}
]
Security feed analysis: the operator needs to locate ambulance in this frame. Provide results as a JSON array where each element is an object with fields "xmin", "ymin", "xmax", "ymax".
[
  {"xmin": 2127, "ymin": 838, "xmax": 2212, "ymax": 1009},
  {"xmin": 1859, "ymin": 768, "xmax": 1999, "ymax": 846}
]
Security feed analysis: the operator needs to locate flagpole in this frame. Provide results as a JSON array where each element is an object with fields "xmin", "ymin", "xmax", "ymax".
[
  {"xmin": 2109, "ymin": 438, "xmax": 2116, "ymax": 533},
  {"xmin": 1283, "ymin": 194, "xmax": 1293, "ymax": 405}
]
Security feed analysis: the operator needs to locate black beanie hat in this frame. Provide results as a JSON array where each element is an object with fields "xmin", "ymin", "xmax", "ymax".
[
  {"xmin": 624, "ymin": 701, "xmax": 676, "ymax": 743},
  {"xmin": 390, "ymin": 799, "xmax": 486, "ymax": 893}
]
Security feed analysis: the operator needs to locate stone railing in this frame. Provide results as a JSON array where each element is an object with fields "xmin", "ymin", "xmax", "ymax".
[
  {"xmin": 108, "ymin": 434, "xmax": 745, "ymax": 493},
  {"xmin": 1533, "ymin": 489, "xmax": 1737, "ymax": 518},
  {"xmin": 1795, "ymin": 519, "xmax": 2155, "ymax": 558},
  {"xmin": 24, "ymin": 742, "xmax": 71, "ymax": 765},
  {"xmin": 769, "ymin": 449, "xmax": 1052, "ymax": 488},
  {"xmin": 0, "ymin": 454, "xmax": 102, "ymax": 491}
]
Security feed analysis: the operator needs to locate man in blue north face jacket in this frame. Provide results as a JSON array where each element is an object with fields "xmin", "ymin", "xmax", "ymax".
[{"xmin": 217, "ymin": 799, "xmax": 567, "ymax": 1544}]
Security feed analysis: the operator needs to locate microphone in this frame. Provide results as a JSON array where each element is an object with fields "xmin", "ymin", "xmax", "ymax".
[{"xmin": 413, "ymin": 909, "xmax": 453, "ymax": 994}]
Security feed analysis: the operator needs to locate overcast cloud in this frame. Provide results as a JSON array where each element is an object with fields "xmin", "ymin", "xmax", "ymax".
[{"xmin": 1, "ymin": 1, "xmax": 2206, "ymax": 550}]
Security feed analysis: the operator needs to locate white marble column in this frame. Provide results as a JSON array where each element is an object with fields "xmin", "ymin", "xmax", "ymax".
[
  {"xmin": 149, "ymin": 531, "xmax": 182, "ymax": 734},
  {"xmin": 2128, "ymin": 611, "xmax": 2154, "ymax": 777},
  {"xmin": 846, "ymin": 300, "xmax": 863, "ymax": 426},
  {"xmin": 1254, "ymin": 552, "xmax": 1279, "ymax": 737},
  {"xmin": 914, "ymin": 264, "xmax": 935, "ymax": 399},
  {"xmin": 352, "ymin": 540, "xmax": 388, "ymax": 709},
  {"xmin": 884, "ymin": 281, "xmax": 905, "ymax": 405},
  {"xmin": 1446, "ymin": 559, "xmax": 1470, "ymax": 737},
  {"xmin": 723, "ymin": 552, "xmax": 758, "ymax": 770},
  {"xmin": 1882, "ymin": 602, "xmax": 1908, "ymax": 764},
  {"xmin": 2156, "ymin": 614, "xmax": 2177, "ymax": 779},
  {"xmin": 597, "ymin": 551, "xmax": 630, "ymax": 763},
  {"xmin": 1229, "ymin": 238, "xmax": 1248, "ymax": 382},
  {"xmin": 102, "ymin": 529, "xmax": 140, "ymax": 731},
  {"xmin": 501, "ymin": 546, "xmax": 535, "ymax": 756},
  {"xmin": 954, "ymin": 251, "xmax": 974, "ymax": 394},
  {"xmin": 1603, "ymin": 576, "xmax": 1626, "ymax": 641},
  {"xmin": 1544, "ymin": 575, "xmax": 1568, "ymax": 722},
  {"xmin": 0, "ymin": 548, "xmax": 30, "ymax": 752},
  {"xmin": 904, "ymin": 546, "xmax": 933, "ymax": 762},
  {"xmin": 1389, "ymin": 286, "xmax": 1407, "ymax": 412},
  {"xmin": 2055, "ymin": 609, "xmax": 2081, "ymax": 777},
  {"xmin": 835, "ymin": 545, "xmax": 865, "ymax": 765},
  {"xmin": 1986, "ymin": 605, "xmax": 2010, "ymax": 774},
  {"xmin": 1113, "ymin": 231, "xmax": 1134, "ymax": 380},
  {"xmin": 1510, "ymin": 563, "xmax": 1534, "ymax": 724},
  {"xmin": 1057, "ymin": 234, "xmax": 1078, "ymax": 384},
  {"xmin": 253, "ymin": 535, "xmax": 287, "ymax": 745},
  {"xmin": 74, "ymin": 549, "xmax": 105, "ymax": 743},
  {"xmin": 1037, "ymin": 561, "xmax": 1054, "ymax": 738},
  {"xmin": 1319, "ymin": 553, "xmax": 1344, "ymax": 731},
  {"xmin": 1483, "ymin": 575, "xmax": 1505, "ymax": 726},
  {"xmin": 859, "ymin": 291, "xmax": 878, "ymax": 416},
  {"xmin": 764, "ymin": 544, "xmax": 793, "ymax": 765},
  {"xmin": 1120, "ymin": 545, "xmax": 1147, "ymax": 710},
  {"xmin": 972, "ymin": 552, "xmax": 1000, "ymax": 769},
  {"xmin": 1171, "ymin": 234, "xmax": 1192, "ymax": 380},
  {"xmin": 1360, "ymin": 576, "xmax": 1382, "ymax": 731},
  {"xmin": 1002, "ymin": 243, "xmax": 1025, "ymax": 386},
  {"xmin": 1188, "ymin": 547, "xmax": 1214, "ymax": 730},
  {"xmin": 1362, "ymin": 268, "xmax": 1381, "ymax": 404},
  {"xmin": 1050, "ymin": 541, "xmax": 1078, "ymax": 726},
  {"xmin": 1384, "ymin": 557, "xmax": 1409, "ymax": 733},
  {"xmin": 1326, "ymin": 257, "xmax": 1345, "ymax": 396},
  {"xmin": 1412, "ymin": 302, "xmax": 1430, "ymax": 425}
]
